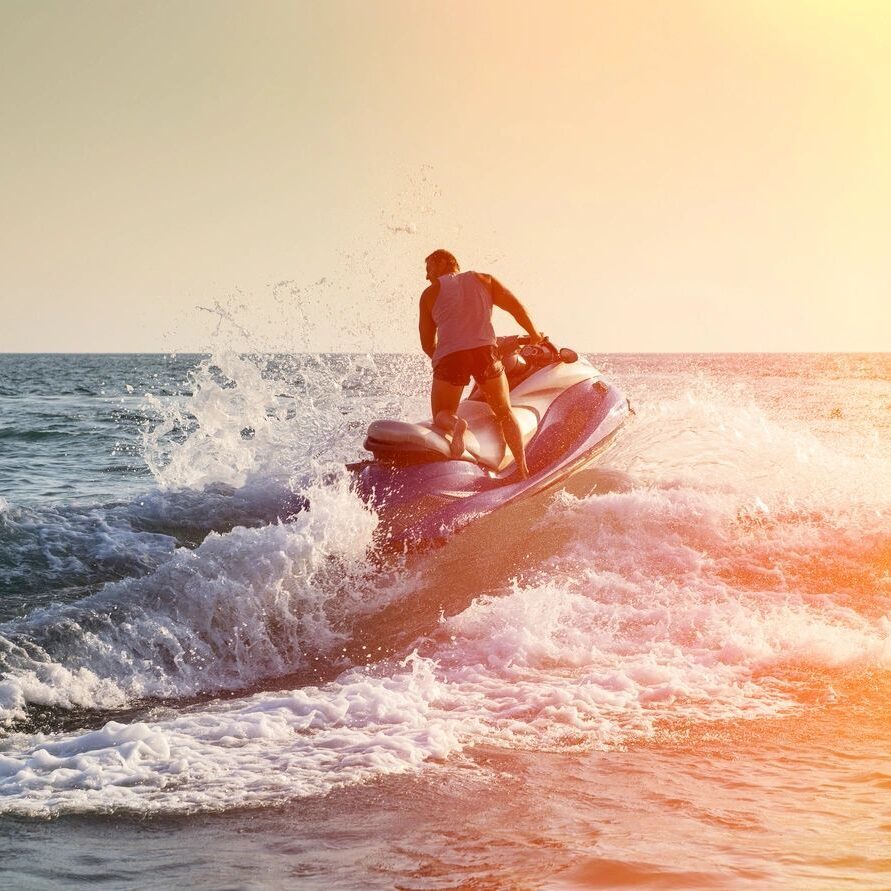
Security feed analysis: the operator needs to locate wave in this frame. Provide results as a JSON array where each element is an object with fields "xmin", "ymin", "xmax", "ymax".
[
  {"xmin": 0, "ymin": 481, "xmax": 306, "ymax": 612},
  {"xmin": 3, "ymin": 466, "xmax": 889, "ymax": 816},
  {"xmin": 0, "ymin": 479, "xmax": 378, "ymax": 728},
  {"xmin": 0, "ymin": 352, "xmax": 889, "ymax": 816},
  {"xmin": 0, "ymin": 654, "xmax": 463, "ymax": 818}
]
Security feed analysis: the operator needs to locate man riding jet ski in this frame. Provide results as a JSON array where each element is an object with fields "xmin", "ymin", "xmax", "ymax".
[
  {"xmin": 417, "ymin": 249, "xmax": 543, "ymax": 481},
  {"xmin": 349, "ymin": 250, "xmax": 630, "ymax": 546}
]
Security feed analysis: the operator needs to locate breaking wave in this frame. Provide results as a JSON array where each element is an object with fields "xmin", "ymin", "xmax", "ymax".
[{"xmin": 1, "ymin": 352, "xmax": 889, "ymax": 816}]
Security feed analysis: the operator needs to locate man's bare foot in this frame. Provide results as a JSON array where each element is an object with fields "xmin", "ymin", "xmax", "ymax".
[{"xmin": 450, "ymin": 417, "xmax": 468, "ymax": 458}]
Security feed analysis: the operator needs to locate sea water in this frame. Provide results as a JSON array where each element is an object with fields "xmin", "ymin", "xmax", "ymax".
[{"xmin": 0, "ymin": 352, "xmax": 889, "ymax": 889}]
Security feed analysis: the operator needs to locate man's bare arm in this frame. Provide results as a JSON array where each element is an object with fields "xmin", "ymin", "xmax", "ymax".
[
  {"xmin": 418, "ymin": 285, "xmax": 438, "ymax": 358},
  {"xmin": 477, "ymin": 273, "xmax": 541, "ymax": 341}
]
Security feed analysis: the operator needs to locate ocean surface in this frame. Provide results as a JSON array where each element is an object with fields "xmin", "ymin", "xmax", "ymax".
[{"xmin": 0, "ymin": 351, "xmax": 889, "ymax": 889}]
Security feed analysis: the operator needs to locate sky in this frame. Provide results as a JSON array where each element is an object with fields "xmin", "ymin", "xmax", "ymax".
[{"xmin": 1, "ymin": 0, "xmax": 889, "ymax": 352}]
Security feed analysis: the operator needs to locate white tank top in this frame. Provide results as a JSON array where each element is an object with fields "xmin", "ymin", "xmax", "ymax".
[{"xmin": 431, "ymin": 271, "xmax": 497, "ymax": 365}]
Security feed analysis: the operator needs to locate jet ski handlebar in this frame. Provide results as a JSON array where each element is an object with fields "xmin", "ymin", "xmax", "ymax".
[
  {"xmin": 497, "ymin": 335, "xmax": 579, "ymax": 365},
  {"xmin": 498, "ymin": 333, "xmax": 549, "ymax": 353}
]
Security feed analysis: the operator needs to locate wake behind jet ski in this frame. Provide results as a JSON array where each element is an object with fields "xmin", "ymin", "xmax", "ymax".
[{"xmin": 349, "ymin": 335, "xmax": 630, "ymax": 547}]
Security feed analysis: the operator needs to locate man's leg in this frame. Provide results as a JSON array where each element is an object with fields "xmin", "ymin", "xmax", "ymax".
[
  {"xmin": 479, "ymin": 372, "xmax": 529, "ymax": 479},
  {"xmin": 431, "ymin": 377, "xmax": 468, "ymax": 458}
]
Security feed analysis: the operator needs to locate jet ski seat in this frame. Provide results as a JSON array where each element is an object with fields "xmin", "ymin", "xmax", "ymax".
[
  {"xmin": 363, "ymin": 364, "xmax": 599, "ymax": 472},
  {"xmin": 365, "ymin": 403, "xmax": 537, "ymax": 471}
]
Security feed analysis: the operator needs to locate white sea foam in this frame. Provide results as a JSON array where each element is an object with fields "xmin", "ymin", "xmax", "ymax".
[
  {"xmin": 411, "ymin": 384, "xmax": 891, "ymax": 752},
  {"xmin": 0, "ymin": 479, "xmax": 379, "ymax": 725},
  {"xmin": 610, "ymin": 378, "xmax": 891, "ymax": 506},
  {"xmin": 0, "ymin": 655, "xmax": 465, "ymax": 817}
]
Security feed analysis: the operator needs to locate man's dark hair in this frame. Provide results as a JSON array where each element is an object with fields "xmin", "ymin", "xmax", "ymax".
[{"xmin": 425, "ymin": 249, "xmax": 460, "ymax": 272}]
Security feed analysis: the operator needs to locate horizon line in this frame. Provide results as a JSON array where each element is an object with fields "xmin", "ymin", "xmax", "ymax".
[{"xmin": 1, "ymin": 349, "xmax": 890, "ymax": 357}]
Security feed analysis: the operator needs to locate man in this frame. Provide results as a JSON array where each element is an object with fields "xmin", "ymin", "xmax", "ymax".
[{"xmin": 418, "ymin": 249, "xmax": 542, "ymax": 479}]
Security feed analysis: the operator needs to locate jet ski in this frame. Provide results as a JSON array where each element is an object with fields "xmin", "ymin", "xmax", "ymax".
[{"xmin": 348, "ymin": 336, "xmax": 630, "ymax": 547}]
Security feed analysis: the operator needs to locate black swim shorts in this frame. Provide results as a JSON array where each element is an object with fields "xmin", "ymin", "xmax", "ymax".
[{"xmin": 433, "ymin": 345, "xmax": 504, "ymax": 387}]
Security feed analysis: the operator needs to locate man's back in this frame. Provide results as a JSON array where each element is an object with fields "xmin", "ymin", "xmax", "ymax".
[{"xmin": 430, "ymin": 271, "xmax": 496, "ymax": 365}]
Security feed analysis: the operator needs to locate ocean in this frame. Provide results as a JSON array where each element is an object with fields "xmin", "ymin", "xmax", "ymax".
[{"xmin": 0, "ymin": 351, "xmax": 889, "ymax": 889}]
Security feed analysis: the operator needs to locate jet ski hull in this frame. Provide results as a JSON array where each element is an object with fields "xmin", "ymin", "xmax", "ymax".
[{"xmin": 352, "ymin": 372, "xmax": 629, "ymax": 548}]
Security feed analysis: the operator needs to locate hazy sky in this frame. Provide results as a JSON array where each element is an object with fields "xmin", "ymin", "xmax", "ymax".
[{"xmin": 1, "ymin": 0, "xmax": 889, "ymax": 352}]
